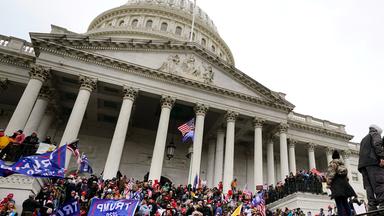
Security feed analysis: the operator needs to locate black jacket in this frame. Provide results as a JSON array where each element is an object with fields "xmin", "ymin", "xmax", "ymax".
[
  {"xmin": 358, "ymin": 130, "xmax": 384, "ymax": 171},
  {"xmin": 22, "ymin": 198, "xmax": 41, "ymax": 212}
]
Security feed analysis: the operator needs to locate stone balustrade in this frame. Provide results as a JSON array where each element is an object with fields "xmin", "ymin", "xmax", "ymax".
[
  {"xmin": 289, "ymin": 112, "xmax": 346, "ymax": 132},
  {"xmin": 0, "ymin": 34, "xmax": 34, "ymax": 55}
]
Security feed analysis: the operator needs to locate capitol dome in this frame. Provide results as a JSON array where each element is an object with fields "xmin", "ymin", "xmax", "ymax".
[{"xmin": 86, "ymin": 0, "xmax": 234, "ymax": 64}]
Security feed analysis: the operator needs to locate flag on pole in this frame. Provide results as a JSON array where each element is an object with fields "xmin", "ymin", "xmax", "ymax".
[
  {"xmin": 178, "ymin": 118, "xmax": 195, "ymax": 142},
  {"xmin": 67, "ymin": 139, "xmax": 81, "ymax": 164},
  {"xmin": 189, "ymin": 0, "xmax": 197, "ymax": 42},
  {"xmin": 79, "ymin": 153, "xmax": 93, "ymax": 174},
  {"xmin": 231, "ymin": 204, "xmax": 242, "ymax": 216},
  {"xmin": 252, "ymin": 191, "xmax": 266, "ymax": 216}
]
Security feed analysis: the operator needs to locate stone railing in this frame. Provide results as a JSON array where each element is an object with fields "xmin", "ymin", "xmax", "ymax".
[
  {"xmin": 0, "ymin": 34, "xmax": 35, "ymax": 56},
  {"xmin": 288, "ymin": 112, "xmax": 346, "ymax": 132}
]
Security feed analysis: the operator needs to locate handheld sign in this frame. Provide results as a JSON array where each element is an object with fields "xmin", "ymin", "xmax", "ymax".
[{"xmin": 87, "ymin": 199, "xmax": 139, "ymax": 216}]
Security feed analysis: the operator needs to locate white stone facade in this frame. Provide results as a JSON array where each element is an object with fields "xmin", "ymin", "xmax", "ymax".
[{"xmin": 0, "ymin": 0, "xmax": 365, "ymax": 213}]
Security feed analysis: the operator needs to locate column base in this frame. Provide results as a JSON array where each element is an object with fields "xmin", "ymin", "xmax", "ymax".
[{"xmin": 0, "ymin": 175, "xmax": 46, "ymax": 214}]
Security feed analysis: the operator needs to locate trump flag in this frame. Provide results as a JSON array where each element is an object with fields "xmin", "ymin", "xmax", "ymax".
[{"xmin": 87, "ymin": 199, "xmax": 139, "ymax": 216}]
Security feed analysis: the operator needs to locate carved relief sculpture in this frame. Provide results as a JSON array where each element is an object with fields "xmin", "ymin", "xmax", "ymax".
[{"xmin": 159, "ymin": 54, "xmax": 214, "ymax": 84}]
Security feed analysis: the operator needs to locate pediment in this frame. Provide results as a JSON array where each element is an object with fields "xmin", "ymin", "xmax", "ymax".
[
  {"xmin": 87, "ymin": 49, "xmax": 269, "ymax": 100},
  {"xmin": 30, "ymin": 33, "xmax": 294, "ymax": 111}
]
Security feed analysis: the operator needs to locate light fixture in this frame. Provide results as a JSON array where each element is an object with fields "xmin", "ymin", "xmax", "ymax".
[{"xmin": 166, "ymin": 140, "xmax": 176, "ymax": 160}]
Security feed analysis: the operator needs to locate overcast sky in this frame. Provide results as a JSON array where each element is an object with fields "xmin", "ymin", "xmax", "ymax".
[{"xmin": 1, "ymin": 0, "xmax": 383, "ymax": 142}]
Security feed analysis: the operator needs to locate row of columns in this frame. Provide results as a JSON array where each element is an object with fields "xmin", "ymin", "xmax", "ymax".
[{"xmin": 5, "ymin": 64, "xmax": 352, "ymax": 189}]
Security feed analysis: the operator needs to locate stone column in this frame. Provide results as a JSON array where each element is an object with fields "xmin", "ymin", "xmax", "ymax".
[
  {"xmin": 253, "ymin": 118, "xmax": 264, "ymax": 188},
  {"xmin": 37, "ymin": 108, "xmax": 55, "ymax": 139},
  {"xmin": 288, "ymin": 139, "xmax": 297, "ymax": 174},
  {"xmin": 23, "ymin": 87, "xmax": 52, "ymax": 136},
  {"xmin": 279, "ymin": 123, "xmax": 289, "ymax": 180},
  {"xmin": 190, "ymin": 103, "xmax": 209, "ymax": 183},
  {"xmin": 60, "ymin": 75, "xmax": 97, "ymax": 166},
  {"xmin": 308, "ymin": 143, "xmax": 317, "ymax": 170},
  {"xmin": 103, "ymin": 87, "xmax": 138, "ymax": 180},
  {"xmin": 223, "ymin": 111, "xmax": 238, "ymax": 193},
  {"xmin": 148, "ymin": 96, "xmax": 175, "ymax": 182},
  {"xmin": 326, "ymin": 147, "xmax": 334, "ymax": 164},
  {"xmin": 5, "ymin": 65, "xmax": 50, "ymax": 135},
  {"xmin": 187, "ymin": 145, "xmax": 193, "ymax": 184},
  {"xmin": 214, "ymin": 129, "xmax": 225, "ymax": 187},
  {"xmin": 206, "ymin": 138, "xmax": 216, "ymax": 188},
  {"xmin": 267, "ymin": 139, "xmax": 275, "ymax": 186},
  {"xmin": 342, "ymin": 150, "xmax": 352, "ymax": 180}
]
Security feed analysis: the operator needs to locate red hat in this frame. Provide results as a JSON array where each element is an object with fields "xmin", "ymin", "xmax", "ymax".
[{"xmin": 7, "ymin": 194, "xmax": 13, "ymax": 199}]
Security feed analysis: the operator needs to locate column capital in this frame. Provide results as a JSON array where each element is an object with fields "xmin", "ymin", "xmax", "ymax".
[
  {"xmin": 342, "ymin": 150, "xmax": 351, "ymax": 159},
  {"xmin": 122, "ymin": 86, "xmax": 138, "ymax": 101},
  {"xmin": 38, "ymin": 86, "xmax": 54, "ymax": 100},
  {"xmin": 29, "ymin": 65, "xmax": 51, "ymax": 82},
  {"xmin": 217, "ymin": 128, "xmax": 225, "ymax": 134},
  {"xmin": 160, "ymin": 95, "xmax": 176, "ymax": 109},
  {"xmin": 225, "ymin": 110, "xmax": 238, "ymax": 122},
  {"xmin": 279, "ymin": 123, "xmax": 289, "ymax": 133},
  {"xmin": 253, "ymin": 117, "xmax": 265, "ymax": 128},
  {"xmin": 308, "ymin": 143, "xmax": 316, "ymax": 151},
  {"xmin": 79, "ymin": 75, "xmax": 97, "ymax": 91},
  {"xmin": 194, "ymin": 103, "xmax": 209, "ymax": 116},
  {"xmin": 326, "ymin": 147, "xmax": 334, "ymax": 155},
  {"xmin": 288, "ymin": 139, "xmax": 297, "ymax": 148}
]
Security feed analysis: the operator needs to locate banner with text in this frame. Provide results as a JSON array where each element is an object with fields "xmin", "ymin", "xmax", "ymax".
[
  {"xmin": 52, "ymin": 200, "xmax": 80, "ymax": 216},
  {"xmin": 87, "ymin": 199, "xmax": 139, "ymax": 216}
]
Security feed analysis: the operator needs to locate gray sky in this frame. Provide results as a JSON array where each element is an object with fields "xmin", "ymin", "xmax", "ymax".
[{"xmin": 1, "ymin": 0, "xmax": 383, "ymax": 142}]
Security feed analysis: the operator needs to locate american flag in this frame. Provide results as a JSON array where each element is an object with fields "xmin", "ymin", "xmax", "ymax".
[
  {"xmin": 253, "ymin": 191, "xmax": 266, "ymax": 216},
  {"xmin": 177, "ymin": 118, "xmax": 195, "ymax": 136}
]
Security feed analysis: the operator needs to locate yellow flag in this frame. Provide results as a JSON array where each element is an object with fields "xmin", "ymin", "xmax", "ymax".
[{"xmin": 231, "ymin": 204, "xmax": 242, "ymax": 216}]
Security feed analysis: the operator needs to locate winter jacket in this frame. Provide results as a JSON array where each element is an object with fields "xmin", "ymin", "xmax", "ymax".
[
  {"xmin": 358, "ymin": 130, "xmax": 384, "ymax": 171},
  {"xmin": 326, "ymin": 159, "xmax": 356, "ymax": 199}
]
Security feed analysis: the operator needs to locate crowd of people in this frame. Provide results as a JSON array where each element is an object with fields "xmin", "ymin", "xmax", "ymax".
[
  {"xmin": 0, "ymin": 194, "xmax": 17, "ymax": 216},
  {"xmin": 0, "ymin": 129, "xmax": 54, "ymax": 162},
  {"xmin": 3, "ymin": 124, "xmax": 384, "ymax": 215},
  {"xmin": 266, "ymin": 171, "xmax": 324, "ymax": 204},
  {"xmin": 14, "ymin": 171, "xmax": 339, "ymax": 216}
]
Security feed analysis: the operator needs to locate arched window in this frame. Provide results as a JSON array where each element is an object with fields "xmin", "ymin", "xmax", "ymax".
[
  {"xmin": 119, "ymin": 20, "xmax": 125, "ymax": 26},
  {"xmin": 161, "ymin": 22, "xmax": 168, "ymax": 31},
  {"xmin": 131, "ymin": 19, "xmax": 138, "ymax": 27},
  {"xmin": 201, "ymin": 38, "xmax": 206, "ymax": 46},
  {"xmin": 175, "ymin": 26, "xmax": 182, "ymax": 35},
  {"xmin": 211, "ymin": 45, "xmax": 216, "ymax": 52},
  {"xmin": 146, "ymin": 20, "xmax": 153, "ymax": 28}
]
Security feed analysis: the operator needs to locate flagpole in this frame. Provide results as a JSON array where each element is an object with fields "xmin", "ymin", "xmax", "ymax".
[{"xmin": 189, "ymin": 0, "xmax": 197, "ymax": 42}]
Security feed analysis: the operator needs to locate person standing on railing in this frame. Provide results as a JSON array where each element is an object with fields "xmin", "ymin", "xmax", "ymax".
[{"xmin": 358, "ymin": 125, "xmax": 384, "ymax": 211}]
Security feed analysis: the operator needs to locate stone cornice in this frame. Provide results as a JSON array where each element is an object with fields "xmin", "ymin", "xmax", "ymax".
[
  {"xmin": 288, "ymin": 120, "xmax": 354, "ymax": 141},
  {"xmin": 31, "ymin": 34, "xmax": 294, "ymax": 112},
  {"xmin": 0, "ymin": 52, "xmax": 34, "ymax": 69}
]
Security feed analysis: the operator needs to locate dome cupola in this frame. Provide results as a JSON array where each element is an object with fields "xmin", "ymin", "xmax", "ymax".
[{"xmin": 86, "ymin": 0, "xmax": 234, "ymax": 64}]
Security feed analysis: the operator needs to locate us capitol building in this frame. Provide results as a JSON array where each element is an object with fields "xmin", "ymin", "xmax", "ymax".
[{"xmin": 0, "ymin": 0, "xmax": 364, "ymax": 213}]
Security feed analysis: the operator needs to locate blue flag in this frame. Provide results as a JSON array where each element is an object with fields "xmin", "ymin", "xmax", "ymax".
[
  {"xmin": 79, "ymin": 153, "xmax": 93, "ymax": 174},
  {"xmin": 52, "ymin": 200, "xmax": 80, "ymax": 216},
  {"xmin": 0, "ymin": 144, "xmax": 66, "ymax": 178},
  {"xmin": 87, "ymin": 199, "xmax": 139, "ymax": 216},
  {"xmin": 182, "ymin": 130, "xmax": 194, "ymax": 142}
]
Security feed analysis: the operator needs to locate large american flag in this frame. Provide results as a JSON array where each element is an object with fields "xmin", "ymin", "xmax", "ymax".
[
  {"xmin": 252, "ymin": 192, "xmax": 266, "ymax": 216},
  {"xmin": 177, "ymin": 118, "xmax": 195, "ymax": 136}
]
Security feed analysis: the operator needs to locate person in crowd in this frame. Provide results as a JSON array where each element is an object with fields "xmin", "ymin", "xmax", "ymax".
[
  {"xmin": 42, "ymin": 136, "xmax": 52, "ymax": 144},
  {"xmin": 326, "ymin": 150, "xmax": 356, "ymax": 216},
  {"xmin": 21, "ymin": 195, "xmax": 41, "ymax": 216},
  {"xmin": 358, "ymin": 124, "xmax": 384, "ymax": 211},
  {"xmin": 21, "ymin": 132, "xmax": 39, "ymax": 157}
]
